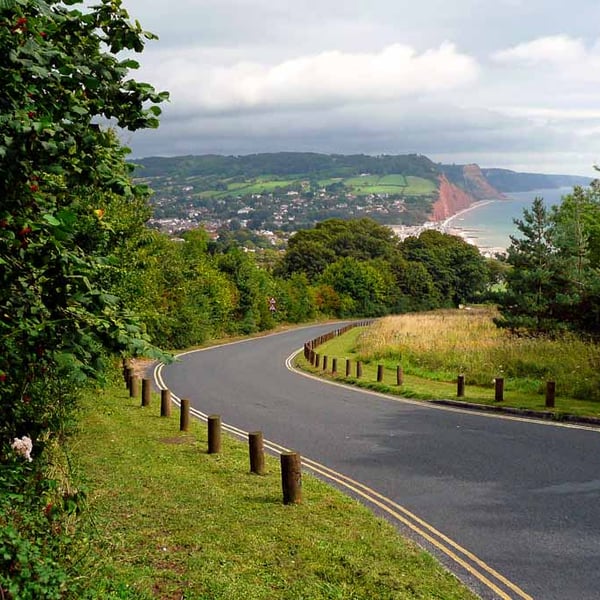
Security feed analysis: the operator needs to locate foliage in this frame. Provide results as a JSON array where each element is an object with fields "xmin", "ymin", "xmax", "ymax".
[
  {"xmin": 0, "ymin": 0, "xmax": 166, "ymax": 596},
  {"xmin": 496, "ymin": 186, "xmax": 600, "ymax": 336},
  {"xmin": 399, "ymin": 230, "xmax": 490, "ymax": 306},
  {"xmin": 0, "ymin": 0, "xmax": 168, "ymax": 446},
  {"xmin": 0, "ymin": 450, "xmax": 87, "ymax": 600},
  {"xmin": 320, "ymin": 257, "xmax": 393, "ymax": 317},
  {"xmin": 276, "ymin": 217, "xmax": 400, "ymax": 281}
]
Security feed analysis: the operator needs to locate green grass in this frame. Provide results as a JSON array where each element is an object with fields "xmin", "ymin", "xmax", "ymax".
[
  {"xmin": 302, "ymin": 323, "xmax": 600, "ymax": 419},
  {"xmin": 70, "ymin": 379, "xmax": 477, "ymax": 599},
  {"xmin": 343, "ymin": 175, "xmax": 435, "ymax": 196},
  {"xmin": 195, "ymin": 174, "xmax": 436, "ymax": 200}
]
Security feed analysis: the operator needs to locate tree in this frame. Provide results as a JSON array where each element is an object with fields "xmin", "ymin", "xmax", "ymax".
[
  {"xmin": 320, "ymin": 257, "xmax": 393, "ymax": 317},
  {"xmin": 276, "ymin": 217, "xmax": 400, "ymax": 281},
  {"xmin": 497, "ymin": 188, "xmax": 600, "ymax": 337},
  {"xmin": 550, "ymin": 184, "xmax": 600, "ymax": 335},
  {"xmin": 0, "ymin": 0, "xmax": 168, "ymax": 446},
  {"xmin": 495, "ymin": 197, "xmax": 563, "ymax": 333},
  {"xmin": 400, "ymin": 230, "xmax": 489, "ymax": 306}
]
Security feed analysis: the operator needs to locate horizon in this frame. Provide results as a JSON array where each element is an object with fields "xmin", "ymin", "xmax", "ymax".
[{"xmin": 128, "ymin": 150, "xmax": 594, "ymax": 179}]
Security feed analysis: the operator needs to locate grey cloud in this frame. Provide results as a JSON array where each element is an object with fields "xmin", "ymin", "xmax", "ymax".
[{"xmin": 119, "ymin": 0, "xmax": 600, "ymax": 174}]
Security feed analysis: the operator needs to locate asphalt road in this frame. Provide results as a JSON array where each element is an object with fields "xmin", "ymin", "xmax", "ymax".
[{"xmin": 157, "ymin": 323, "xmax": 600, "ymax": 600}]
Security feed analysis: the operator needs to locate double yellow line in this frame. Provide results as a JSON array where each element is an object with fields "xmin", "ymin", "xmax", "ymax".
[{"xmin": 154, "ymin": 344, "xmax": 533, "ymax": 600}]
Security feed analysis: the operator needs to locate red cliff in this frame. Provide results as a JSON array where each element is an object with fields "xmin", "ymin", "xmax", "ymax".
[
  {"xmin": 462, "ymin": 164, "xmax": 505, "ymax": 200},
  {"xmin": 430, "ymin": 175, "xmax": 476, "ymax": 222}
]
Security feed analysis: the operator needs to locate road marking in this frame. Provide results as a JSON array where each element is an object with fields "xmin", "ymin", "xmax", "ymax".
[
  {"xmin": 286, "ymin": 348, "xmax": 600, "ymax": 433},
  {"xmin": 154, "ymin": 349, "xmax": 534, "ymax": 600}
]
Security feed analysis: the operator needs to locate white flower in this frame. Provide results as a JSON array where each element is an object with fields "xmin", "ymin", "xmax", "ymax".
[{"xmin": 11, "ymin": 435, "xmax": 33, "ymax": 462}]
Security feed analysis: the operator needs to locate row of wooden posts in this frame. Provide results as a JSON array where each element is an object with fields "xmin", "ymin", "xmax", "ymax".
[
  {"xmin": 303, "ymin": 325, "xmax": 558, "ymax": 409},
  {"xmin": 122, "ymin": 362, "xmax": 302, "ymax": 504}
]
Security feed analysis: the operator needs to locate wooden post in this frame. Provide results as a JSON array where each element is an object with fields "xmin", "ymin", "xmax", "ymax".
[
  {"xmin": 377, "ymin": 364, "xmax": 384, "ymax": 383},
  {"xmin": 160, "ymin": 388, "xmax": 171, "ymax": 417},
  {"xmin": 122, "ymin": 359, "xmax": 130, "ymax": 383},
  {"xmin": 142, "ymin": 378, "xmax": 151, "ymax": 407},
  {"xmin": 356, "ymin": 361, "xmax": 362, "ymax": 378},
  {"xmin": 125, "ymin": 367, "xmax": 134, "ymax": 390},
  {"xmin": 208, "ymin": 415, "xmax": 221, "ymax": 454},
  {"xmin": 315, "ymin": 354, "xmax": 320, "ymax": 368},
  {"xmin": 322, "ymin": 356, "xmax": 328, "ymax": 371},
  {"xmin": 345, "ymin": 359, "xmax": 351, "ymax": 377},
  {"xmin": 546, "ymin": 381, "xmax": 556, "ymax": 408},
  {"xmin": 396, "ymin": 365, "xmax": 403, "ymax": 386},
  {"xmin": 457, "ymin": 374, "xmax": 465, "ymax": 398},
  {"xmin": 180, "ymin": 398, "xmax": 190, "ymax": 432},
  {"xmin": 281, "ymin": 451, "xmax": 302, "ymax": 504},
  {"xmin": 331, "ymin": 358, "xmax": 337, "ymax": 375},
  {"xmin": 249, "ymin": 431, "xmax": 265, "ymax": 475},
  {"xmin": 129, "ymin": 376, "xmax": 139, "ymax": 399},
  {"xmin": 495, "ymin": 377, "xmax": 504, "ymax": 402}
]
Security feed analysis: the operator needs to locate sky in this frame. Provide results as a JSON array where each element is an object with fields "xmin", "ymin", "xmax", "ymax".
[{"xmin": 120, "ymin": 0, "xmax": 600, "ymax": 176}]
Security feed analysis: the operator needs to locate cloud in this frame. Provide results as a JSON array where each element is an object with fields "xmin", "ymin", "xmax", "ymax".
[
  {"xmin": 492, "ymin": 34, "xmax": 585, "ymax": 64},
  {"xmin": 144, "ymin": 43, "xmax": 479, "ymax": 115}
]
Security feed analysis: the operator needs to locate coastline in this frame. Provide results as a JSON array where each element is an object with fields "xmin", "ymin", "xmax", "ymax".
[
  {"xmin": 439, "ymin": 199, "xmax": 506, "ymax": 256},
  {"xmin": 441, "ymin": 199, "xmax": 497, "ymax": 228}
]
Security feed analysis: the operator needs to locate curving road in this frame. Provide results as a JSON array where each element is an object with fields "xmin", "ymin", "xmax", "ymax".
[{"xmin": 156, "ymin": 323, "xmax": 600, "ymax": 600}]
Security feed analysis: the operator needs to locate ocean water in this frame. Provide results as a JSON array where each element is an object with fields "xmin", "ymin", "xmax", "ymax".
[{"xmin": 445, "ymin": 187, "xmax": 573, "ymax": 251}]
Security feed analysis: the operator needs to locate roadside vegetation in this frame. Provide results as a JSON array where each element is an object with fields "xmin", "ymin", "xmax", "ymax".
[
  {"xmin": 67, "ymin": 379, "xmax": 477, "ymax": 600},
  {"xmin": 301, "ymin": 308, "xmax": 600, "ymax": 417}
]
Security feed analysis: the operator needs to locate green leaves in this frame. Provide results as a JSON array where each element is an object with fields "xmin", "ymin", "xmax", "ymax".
[{"xmin": 0, "ymin": 0, "xmax": 168, "ymax": 449}]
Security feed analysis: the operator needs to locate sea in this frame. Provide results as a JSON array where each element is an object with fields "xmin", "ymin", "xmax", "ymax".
[{"xmin": 444, "ymin": 187, "xmax": 574, "ymax": 252}]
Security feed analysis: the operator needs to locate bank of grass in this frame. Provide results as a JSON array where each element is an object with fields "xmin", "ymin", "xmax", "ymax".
[
  {"xmin": 70, "ymin": 380, "xmax": 476, "ymax": 599},
  {"xmin": 300, "ymin": 307, "xmax": 600, "ymax": 418}
]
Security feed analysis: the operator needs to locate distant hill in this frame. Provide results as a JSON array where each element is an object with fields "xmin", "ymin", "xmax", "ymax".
[
  {"xmin": 133, "ymin": 152, "xmax": 440, "ymax": 181},
  {"xmin": 478, "ymin": 168, "xmax": 592, "ymax": 193},
  {"xmin": 131, "ymin": 153, "xmax": 593, "ymax": 233}
]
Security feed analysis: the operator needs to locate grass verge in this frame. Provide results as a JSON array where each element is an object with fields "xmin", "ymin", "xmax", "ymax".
[
  {"xmin": 299, "ymin": 313, "xmax": 600, "ymax": 420},
  {"xmin": 70, "ymin": 378, "xmax": 477, "ymax": 599}
]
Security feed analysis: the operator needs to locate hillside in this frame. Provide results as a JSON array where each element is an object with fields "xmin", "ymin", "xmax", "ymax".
[
  {"xmin": 479, "ymin": 168, "xmax": 592, "ymax": 192},
  {"xmin": 131, "ymin": 153, "xmax": 591, "ymax": 234}
]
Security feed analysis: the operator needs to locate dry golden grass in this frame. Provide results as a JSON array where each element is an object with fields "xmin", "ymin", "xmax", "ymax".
[{"xmin": 354, "ymin": 307, "xmax": 600, "ymax": 400}]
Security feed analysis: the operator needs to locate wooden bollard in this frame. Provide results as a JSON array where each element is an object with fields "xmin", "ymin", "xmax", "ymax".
[
  {"xmin": 457, "ymin": 374, "xmax": 465, "ymax": 398},
  {"xmin": 315, "ymin": 354, "xmax": 320, "ymax": 368},
  {"xmin": 546, "ymin": 381, "xmax": 556, "ymax": 408},
  {"xmin": 122, "ymin": 359, "xmax": 130, "ymax": 383},
  {"xmin": 396, "ymin": 365, "xmax": 403, "ymax": 386},
  {"xmin": 208, "ymin": 415, "xmax": 221, "ymax": 454},
  {"xmin": 495, "ymin": 377, "xmax": 504, "ymax": 402},
  {"xmin": 281, "ymin": 451, "xmax": 302, "ymax": 504},
  {"xmin": 125, "ymin": 367, "xmax": 134, "ymax": 390},
  {"xmin": 249, "ymin": 431, "xmax": 265, "ymax": 475},
  {"xmin": 142, "ymin": 378, "xmax": 151, "ymax": 407},
  {"xmin": 160, "ymin": 388, "xmax": 171, "ymax": 417},
  {"xmin": 346, "ymin": 359, "xmax": 351, "ymax": 377},
  {"xmin": 180, "ymin": 398, "xmax": 190, "ymax": 432},
  {"xmin": 323, "ymin": 356, "xmax": 328, "ymax": 371},
  {"xmin": 356, "ymin": 361, "xmax": 363, "ymax": 378},
  {"xmin": 129, "ymin": 376, "xmax": 139, "ymax": 398},
  {"xmin": 331, "ymin": 358, "xmax": 337, "ymax": 375},
  {"xmin": 377, "ymin": 364, "xmax": 384, "ymax": 383}
]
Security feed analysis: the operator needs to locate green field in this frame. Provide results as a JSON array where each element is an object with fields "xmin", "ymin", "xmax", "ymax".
[{"xmin": 191, "ymin": 173, "xmax": 436, "ymax": 199}]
